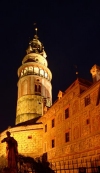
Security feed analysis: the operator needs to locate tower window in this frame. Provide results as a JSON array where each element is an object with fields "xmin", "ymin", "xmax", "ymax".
[
  {"xmin": 65, "ymin": 108, "xmax": 69, "ymax": 119},
  {"xmin": 45, "ymin": 72, "xmax": 48, "ymax": 78},
  {"xmin": 51, "ymin": 139, "xmax": 55, "ymax": 148},
  {"xmin": 38, "ymin": 85, "xmax": 41, "ymax": 92},
  {"xmin": 84, "ymin": 95, "xmax": 90, "ymax": 106},
  {"xmin": 52, "ymin": 119, "xmax": 55, "ymax": 128},
  {"xmin": 34, "ymin": 67, "xmax": 39, "ymax": 74},
  {"xmin": 35, "ymin": 84, "xmax": 38, "ymax": 92},
  {"xmin": 65, "ymin": 132, "xmax": 69, "ymax": 142},
  {"xmin": 35, "ymin": 84, "xmax": 41, "ymax": 94},
  {"xmin": 40, "ymin": 69, "xmax": 44, "ymax": 76}
]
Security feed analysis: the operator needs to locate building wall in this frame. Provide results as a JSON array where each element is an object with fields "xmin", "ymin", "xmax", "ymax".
[
  {"xmin": 0, "ymin": 124, "xmax": 43, "ymax": 159},
  {"xmin": 42, "ymin": 79, "xmax": 100, "ymax": 164}
]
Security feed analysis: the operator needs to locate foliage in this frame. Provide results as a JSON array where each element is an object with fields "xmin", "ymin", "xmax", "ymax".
[
  {"xmin": 18, "ymin": 154, "xmax": 54, "ymax": 173},
  {"xmin": 0, "ymin": 154, "xmax": 54, "ymax": 173}
]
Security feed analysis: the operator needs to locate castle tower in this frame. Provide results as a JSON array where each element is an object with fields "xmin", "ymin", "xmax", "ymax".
[{"xmin": 16, "ymin": 29, "xmax": 52, "ymax": 125}]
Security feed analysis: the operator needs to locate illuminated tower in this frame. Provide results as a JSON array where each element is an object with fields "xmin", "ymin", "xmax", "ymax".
[{"xmin": 16, "ymin": 29, "xmax": 52, "ymax": 125}]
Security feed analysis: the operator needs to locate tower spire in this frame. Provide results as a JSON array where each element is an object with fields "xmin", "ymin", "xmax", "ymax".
[
  {"xmin": 34, "ymin": 23, "xmax": 38, "ymax": 39},
  {"xmin": 35, "ymin": 27, "xmax": 38, "ymax": 35}
]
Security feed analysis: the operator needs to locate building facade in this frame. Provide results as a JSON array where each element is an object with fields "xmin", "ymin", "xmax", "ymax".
[{"xmin": 37, "ymin": 64, "xmax": 100, "ymax": 168}]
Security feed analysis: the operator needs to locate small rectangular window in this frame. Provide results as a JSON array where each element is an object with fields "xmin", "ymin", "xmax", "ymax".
[
  {"xmin": 45, "ymin": 124, "xmax": 47, "ymax": 132},
  {"xmin": 86, "ymin": 119, "xmax": 90, "ymax": 125},
  {"xmin": 65, "ymin": 108, "xmax": 69, "ymax": 119},
  {"xmin": 28, "ymin": 135, "xmax": 32, "ymax": 139},
  {"xmin": 84, "ymin": 95, "xmax": 90, "ymax": 106},
  {"xmin": 35, "ymin": 84, "xmax": 38, "ymax": 92},
  {"xmin": 52, "ymin": 119, "xmax": 55, "ymax": 128},
  {"xmin": 51, "ymin": 139, "xmax": 55, "ymax": 148},
  {"xmin": 65, "ymin": 132, "xmax": 69, "ymax": 142}
]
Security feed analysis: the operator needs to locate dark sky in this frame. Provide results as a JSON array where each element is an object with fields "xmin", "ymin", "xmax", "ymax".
[{"xmin": 0, "ymin": 0, "xmax": 100, "ymax": 132}]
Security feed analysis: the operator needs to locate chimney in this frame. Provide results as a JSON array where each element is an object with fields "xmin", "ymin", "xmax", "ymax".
[{"xmin": 90, "ymin": 64, "xmax": 100, "ymax": 82}]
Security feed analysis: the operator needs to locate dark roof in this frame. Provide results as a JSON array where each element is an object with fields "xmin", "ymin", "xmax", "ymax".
[
  {"xmin": 15, "ymin": 116, "xmax": 42, "ymax": 127},
  {"xmin": 78, "ymin": 78, "xmax": 92, "ymax": 87}
]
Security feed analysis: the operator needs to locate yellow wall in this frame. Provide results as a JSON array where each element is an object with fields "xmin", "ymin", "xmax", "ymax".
[{"xmin": 0, "ymin": 124, "xmax": 43, "ymax": 158}]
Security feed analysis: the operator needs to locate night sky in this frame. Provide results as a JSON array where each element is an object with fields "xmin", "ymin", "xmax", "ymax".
[{"xmin": 0, "ymin": 1, "xmax": 100, "ymax": 132}]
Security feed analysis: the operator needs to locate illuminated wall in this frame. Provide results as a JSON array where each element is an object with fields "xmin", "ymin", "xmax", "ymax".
[
  {"xmin": 39, "ymin": 78, "xmax": 100, "ymax": 163},
  {"xmin": 0, "ymin": 124, "xmax": 43, "ymax": 158}
]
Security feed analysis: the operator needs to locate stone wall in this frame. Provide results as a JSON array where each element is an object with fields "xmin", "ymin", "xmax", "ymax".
[{"xmin": 0, "ymin": 124, "xmax": 43, "ymax": 158}]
